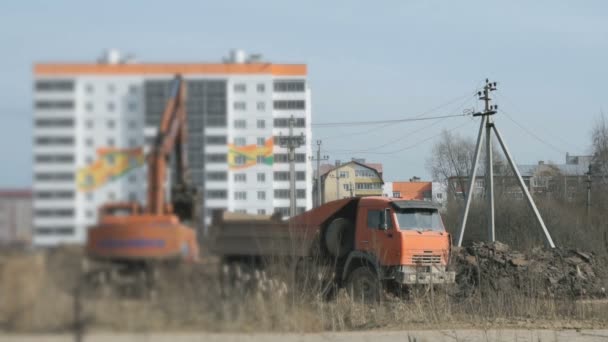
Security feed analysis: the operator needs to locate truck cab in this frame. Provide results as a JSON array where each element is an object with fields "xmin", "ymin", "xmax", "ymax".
[{"xmin": 350, "ymin": 197, "xmax": 454, "ymax": 286}]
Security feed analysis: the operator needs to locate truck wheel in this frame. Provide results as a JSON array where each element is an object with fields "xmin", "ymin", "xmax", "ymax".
[
  {"xmin": 346, "ymin": 266, "xmax": 381, "ymax": 303},
  {"xmin": 324, "ymin": 218, "xmax": 354, "ymax": 258}
]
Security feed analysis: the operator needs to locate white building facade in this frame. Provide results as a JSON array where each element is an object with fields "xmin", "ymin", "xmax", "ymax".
[{"xmin": 33, "ymin": 50, "xmax": 312, "ymax": 246}]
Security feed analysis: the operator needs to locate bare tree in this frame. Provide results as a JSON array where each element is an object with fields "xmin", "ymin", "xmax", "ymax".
[
  {"xmin": 426, "ymin": 129, "xmax": 507, "ymax": 199},
  {"xmin": 591, "ymin": 112, "xmax": 608, "ymax": 184}
]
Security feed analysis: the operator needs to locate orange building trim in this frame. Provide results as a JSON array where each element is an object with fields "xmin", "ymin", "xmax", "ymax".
[{"xmin": 34, "ymin": 63, "xmax": 307, "ymax": 76}]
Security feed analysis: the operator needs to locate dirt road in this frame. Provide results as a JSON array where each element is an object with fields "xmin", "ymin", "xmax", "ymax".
[{"xmin": 2, "ymin": 330, "xmax": 608, "ymax": 342}]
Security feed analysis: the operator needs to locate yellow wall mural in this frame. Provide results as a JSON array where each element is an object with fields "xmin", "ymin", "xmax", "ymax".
[
  {"xmin": 77, "ymin": 147, "xmax": 145, "ymax": 192},
  {"xmin": 228, "ymin": 138, "xmax": 274, "ymax": 170}
]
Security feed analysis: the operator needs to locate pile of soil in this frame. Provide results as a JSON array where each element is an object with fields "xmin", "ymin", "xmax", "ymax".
[{"xmin": 452, "ymin": 241, "xmax": 608, "ymax": 299}]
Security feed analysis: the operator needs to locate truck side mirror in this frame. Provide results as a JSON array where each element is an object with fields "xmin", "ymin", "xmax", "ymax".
[{"xmin": 380, "ymin": 208, "xmax": 390, "ymax": 230}]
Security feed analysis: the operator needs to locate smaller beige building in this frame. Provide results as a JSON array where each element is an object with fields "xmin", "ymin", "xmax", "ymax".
[
  {"xmin": 0, "ymin": 190, "xmax": 33, "ymax": 246},
  {"xmin": 317, "ymin": 161, "xmax": 384, "ymax": 204}
]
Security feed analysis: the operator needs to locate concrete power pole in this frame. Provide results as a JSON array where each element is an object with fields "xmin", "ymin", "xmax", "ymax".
[
  {"xmin": 585, "ymin": 165, "xmax": 592, "ymax": 219},
  {"xmin": 278, "ymin": 115, "xmax": 305, "ymax": 217},
  {"xmin": 457, "ymin": 79, "xmax": 555, "ymax": 248},
  {"xmin": 309, "ymin": 140, "xmax": 329, "ymax": 207}
]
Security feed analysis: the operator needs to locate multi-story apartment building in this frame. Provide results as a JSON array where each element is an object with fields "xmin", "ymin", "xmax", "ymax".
[
  {"xmin": 33, "ymin": 49, "xmax": 312, "ymax": 246},
  {"xmin": 318, "ymin": 160, "xmax": 384, "ymax": 203}
]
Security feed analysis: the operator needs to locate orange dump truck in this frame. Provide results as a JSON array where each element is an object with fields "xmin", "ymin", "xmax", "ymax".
[{"xmin": 209, "ymin": 196, "xmax": 455, "ymax": 300}]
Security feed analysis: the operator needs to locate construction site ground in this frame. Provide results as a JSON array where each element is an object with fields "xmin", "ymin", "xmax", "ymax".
[{"xmin": 0, "ymin": 242, "xmax": 606, "ymax": 337}]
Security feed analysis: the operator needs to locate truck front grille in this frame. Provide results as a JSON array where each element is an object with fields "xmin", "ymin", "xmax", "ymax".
[{"xmin": 412, "ymin": 254, "xmax": 441, "ymax": 265}]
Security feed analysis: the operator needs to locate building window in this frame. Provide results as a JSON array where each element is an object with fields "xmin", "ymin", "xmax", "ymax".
[
  {"xmin": 233, "ymin": 83, "xmax": 246, "ymax": 93},
  {"xmin": 257, "ymin": 173, "xmax": 265, "ymax": 182},
  {"xmin": 274, "ymin": 153, "xmax": 306, "ymax": 163},
  {"xmin": 234, "ymin": 173, "xmax": 246, "ymax": 182},
  {"xmin": 256, "ymin": 119, "xmax": 265, "ymax": 129},
  {"xmin": 257, "ymin": 137, "xmax": 265, "ymax": 146},
  {"xmin": 296, "ymin": 189, "xmax": 306, "ymax": 198},
  {"xmin": 436, "ymin": 193, "xmax": 443, "ymax": 199},
  {"xmin": 129, "ymin": 138, "xmax": 137, "ymax": 147},
  {"xmin": 206, "ymin": 190, "xmax": 227, "ymax": 199},
  {"xmin": 234, "ymin": 119, "xmax": 247, "ymax": 129},
  {"xmin": 273, "ymin": 80, "xmax": 305, "ymax": 92},
  {"xmin": 86, "ymin": 120, "xmax": 94, "ymax": 129},
  {"xmin": 257, "ymin": 209, "xmax": 266, "ymax": 215},
  {"xmin": 85, "ymin": 138, "xmax": 94, "ymax": 147},
  {"xmin": 35, "ymin": 80, "xmax": 74, "ymax": 92},
  {"xmin": 256, "ymin": 155, "xmax": 265, "ymax": 164},
  {"xmin": 128, "ymin": 174, "xmax": 136, "ymax": 183},
  {"xmin": 393, "ymin": 191, "xmax": 401, "ymax": 198},
  {"xmin": 206, "ymin": 154, "xmax": 227, "ymax": 163},
  {"xmin": 107, "ymin": 138, "xmax": 115, "ymax": 147},
  {"xmin": 355, "ymin": 169, "xmax": 377, "ymax": 177},
  {"xmin": 233, "ymin": 102, "xmax": 246, "ymax": 110},
  {"xmin": 235, "ymin": 209, "xmax": 247, "ymax": 214},
  {"xmin": 257, "ymin": 102, "xmax": 265, "ymax": 111},
  {"xmin": 233, "ymin": 137, "xmax": 246, "ymax": 146},
  {"xmin": 257, "ymin": 83, "xmax": 265, "ymax": 93},
  {"xmin": 107, "ymin": 154, "xmax": 115, "ymax": 165},
  {"xmin": 273, "ymin": 118, "xmax": 306, "ymax": 128},
  {"xmin": 207, "ymin": 171, "xmax": 227, "ymax": 181},
  {"xmin": 35, "ymin": 100, "xmax": 74, "ymax": 110},
  {"xmin": 107, "ymin": 120, "xmax": 115, "ymax": 129},
  {"xmin": 86, "ymin": 192, "xmax": 94, "ymax": 201},
  {"xmin": 129, "ymin": 85, "xmax": 137, "ymax": 95},
  {"xmin": 257, "ymin": 191, "xmax": 266, "ymax": 200},
  {"xmin": 273, "ymin": 171, "xmax": 305, "ymax": 181},
  {"xmin": 86, "ymin": 210, "xmax": 94, "ymax": 218},
  {"xmin": 274, "ymin": 189, "xmax": 290, "ymax": 199},
  {"xmin": 108, "ymin": 84, "xmax": 115, "ymax": 93},
  {"xmin": 86, "ymin": 102, "xmax": 94, "ymax": 112},
  {"xmin": 339, "ymin": 171, "xmax": 349, "ymax": 178},
  {"xmin": 128, "ymin": 192, "xmax": 137, "ymax": 201},
  {"xmin": 35, "ymin": 118, "xmax": 74, "ymax": 127},
  {"xmin": 273, "ymin": 100, "xmax": 305, "ymax": 110},
  {"xmin": 355, "ymin": 183, "xmax": 383, "ymax": 190},
  {"xmin": 206, "ymin": 136, "xmax": 227, "ymax": 145},
  {"xmin": 235, "ymin": 191, "xmax": 247, "ymax": 200},
  {"xmin": 235, "ymin": 155, "xmax": 246, "ymax": 166},
  {"xmin": 128, "ymin": 102, "xmax": 137, "ymax": 112},
  {"xmin": 107, "ymin": 102, "xmax": 115, "ymax": 112},
  {"xmin": 35, "ymin": 136, "xmax": 74, "ymax": 146}
]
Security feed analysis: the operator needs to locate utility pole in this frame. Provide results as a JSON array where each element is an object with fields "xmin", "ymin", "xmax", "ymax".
[
  {"xmin": 585, "ymin": 165, "xmax": 592, "ymax": 219},
  {"xmin": 457, "ymin": 79, "xmax": 555, "ymax": 248},
  {"xmin": 331, "ymin": 162, "xmax": 346, "ymax": 201},
  {"xmin": 309, "ymin": 140, "xmax": 329, "ymax": 207},
  {"xmin": 278, "ymin": 115, "xmax": 305, "ymax": 217}
]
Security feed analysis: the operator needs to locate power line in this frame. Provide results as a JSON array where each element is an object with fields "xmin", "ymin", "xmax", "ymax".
[
  {"xmin": 313, "ymin": 113, "xmax": 470, "ymax": 127},
  {"xmin": 315, "ymin": 86, "xmax": 481, "ymax": 129},
  {"xmin": 499, "ymin": 109, "xmax": 567, "ymax": 155},
  {"xmin": 350, "ymin": 90, "xmax": 478, "ymax": 152},
  {"xmin": 327, "ymin": 119, "xmax": 474, "ymax": 155},
  {"xmin": 494, "ymin": 91, "xmax": 587, "ymax": 154}
]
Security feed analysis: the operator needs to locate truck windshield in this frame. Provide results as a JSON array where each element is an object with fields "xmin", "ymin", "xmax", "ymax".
[{"xmin": 395, "ymin": 209, "xmax": 444, "ymax": 231}]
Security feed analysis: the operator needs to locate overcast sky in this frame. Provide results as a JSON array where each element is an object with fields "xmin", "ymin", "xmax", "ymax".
[{"xmin": 1, "ymin": 0, "xmax": 606, "ymax": 187}]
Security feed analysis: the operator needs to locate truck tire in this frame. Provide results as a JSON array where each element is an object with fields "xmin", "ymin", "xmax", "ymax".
[
  {"xmin": 345, "ymin": 266, "xmax": 381, "ymax": 303},
  {"xmin": 324, "ymin": 218, "xmax": 354, "ymax": 258}
]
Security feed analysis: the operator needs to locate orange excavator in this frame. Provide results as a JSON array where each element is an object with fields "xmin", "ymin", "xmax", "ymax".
[{"xmin": 86, "ymin": 75, "xmax": 199, "ymax": 274}]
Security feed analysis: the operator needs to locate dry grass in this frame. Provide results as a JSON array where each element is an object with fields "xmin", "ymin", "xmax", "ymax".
[{"xmin": 0, "ymin": 244, "xmax": 606, "ymax": 334}]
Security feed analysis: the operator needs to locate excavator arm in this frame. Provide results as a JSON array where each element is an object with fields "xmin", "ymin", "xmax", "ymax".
[{"xmin": 146, "ymin": 75, "xmax": 198, "ymax": 222}]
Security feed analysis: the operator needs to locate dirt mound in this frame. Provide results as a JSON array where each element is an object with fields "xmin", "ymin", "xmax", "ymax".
[{"xmin": 452, "ymin": 241, "xmax": 608, "ymax": 299}]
